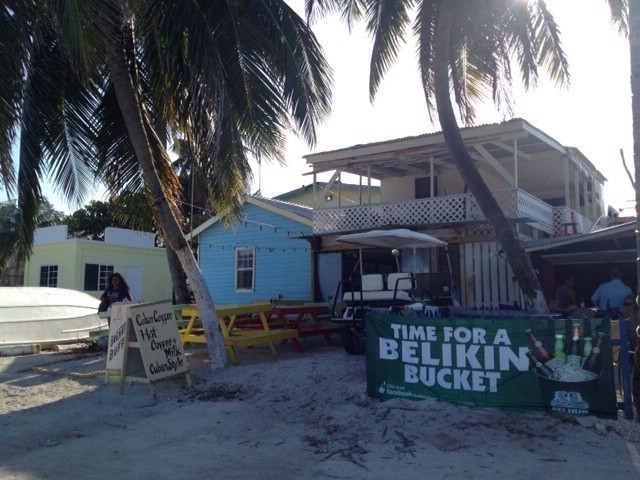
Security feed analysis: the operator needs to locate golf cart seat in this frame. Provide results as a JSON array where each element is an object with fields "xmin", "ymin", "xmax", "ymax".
[
  {"xmin": 387, "ymin": 272, "xmax": 414, "ymax": 291},
  {"xmin": 342, "ymin": 273, "xmax": 415, "ymax": 306}
]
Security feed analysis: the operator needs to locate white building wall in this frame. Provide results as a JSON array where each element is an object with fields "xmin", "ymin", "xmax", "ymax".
[
  {"xmin": 381, "ymin": 172, "xmax": 471, "ymax": 202},
  {"xmin": 104, "ymin": 227, "xmax": 155, "ymax": 248},
  {"xmin": 34, "ymin": 225, "xmax": 68, "ymax": 245},
  {"xmin": 381, "ymin": 177, "xmax": 409, "ymax": 202}
]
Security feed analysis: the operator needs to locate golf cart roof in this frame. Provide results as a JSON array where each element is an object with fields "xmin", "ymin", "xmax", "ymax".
[{"xmin": 336, "ymin": 229, "xmax": 447, "ymax": 249}]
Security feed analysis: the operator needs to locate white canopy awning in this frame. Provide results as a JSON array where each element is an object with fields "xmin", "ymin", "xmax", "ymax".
[{"xmin": 336, "ymin": 229, "xmax": 447, "ymax": 249}]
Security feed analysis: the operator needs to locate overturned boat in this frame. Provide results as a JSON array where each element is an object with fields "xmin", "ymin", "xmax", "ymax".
[{"xmin": 0, "ymin": 287, "xmax": 107, "ymax": 347}]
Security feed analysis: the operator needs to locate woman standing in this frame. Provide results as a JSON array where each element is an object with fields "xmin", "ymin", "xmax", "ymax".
[{"xmin": 99, "ymin": 272, "xmax": 132, "ymax": 311}]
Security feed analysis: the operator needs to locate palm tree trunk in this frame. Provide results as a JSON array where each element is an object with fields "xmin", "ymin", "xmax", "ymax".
[
  {"xmin": 167, "ymin": 246, "xmax": 192, "ymax": 304},
  {"xmin": 432, "ymin": 2, "xmax": 547, "ymax": 312},
  {"xmin": 631, "ymin": 0, "xmax": 640, "ymax": 298},
  {"xmin": 155, "ymin": 119, "xmax": 192, "ymax": 305},
  {"xmin": 105, "ymin": 20, "xmax": 227, "ymax": 369}
]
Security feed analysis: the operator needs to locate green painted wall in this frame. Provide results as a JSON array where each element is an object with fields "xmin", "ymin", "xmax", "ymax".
[{"xmin": 24, "ymin": 239, "xmax": 172, "ymax": 302}]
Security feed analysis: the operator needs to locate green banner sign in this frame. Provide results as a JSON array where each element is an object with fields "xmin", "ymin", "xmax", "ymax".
[{"xmin": 366, "ymin": 314, "xmax": 617, "ymax": 417}]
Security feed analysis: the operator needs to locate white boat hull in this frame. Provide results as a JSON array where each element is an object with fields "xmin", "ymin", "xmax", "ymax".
[{"xmin": 0, "ymin": 287, "xmax": 108, "ymax": 346}]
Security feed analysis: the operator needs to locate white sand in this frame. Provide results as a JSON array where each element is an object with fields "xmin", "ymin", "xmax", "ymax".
[{"xmin": 1, "ymin": 337, "xmax": 640, "ymax": 480}]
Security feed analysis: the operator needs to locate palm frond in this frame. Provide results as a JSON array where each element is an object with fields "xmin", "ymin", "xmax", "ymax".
[
  {"xmin": 530, "ymin": 0, "xmax": 569, "ymax": 88},
  {"xmin": 107, "ymin": 191, "xmax": 157, "ymax": 232},
  {"xmin": 606, "ymin": 0, "xmax": 629, "ymax": 36},
  {"xmin": 0, "ymin": 0, "xmax": 36, "ymax": 195},
  {"xmin": 94, "ymin": 82, "xmax": 143, "ymax": 194},
  {"xmin": 415, "ymin": 0, "xmax": 438, "ymax": 122},
  {"xmin": 416, "ymin": 0, "xmax": 568, "ymax": 125},
  {"xmin": 366, "ymin": 0, "xmax": 413, "ymax": 100}
]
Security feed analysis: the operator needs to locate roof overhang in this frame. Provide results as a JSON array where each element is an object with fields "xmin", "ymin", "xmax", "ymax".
[
  {"xmin": 188, "ymin": 195, "xmax": 312, "ymax": 239},
  {"xmin": 540, "ymin": 250, "xmax": 636, "ymax": 265},
  {"xmin": 524, "ymin": 221, "xmax": 636, "ymax": 265},
  {"xmin": 304, "ymin": 118, "xmax": 568, "ymax": 179}
]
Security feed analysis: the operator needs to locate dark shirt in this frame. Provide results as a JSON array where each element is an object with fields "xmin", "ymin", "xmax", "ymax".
[
  {"xmin": 621, "ymin": 306, "xmax": 639, "ymax": 351},
  {"xmin": 101, "ymin": 286, "xmax": 132, "ymax": 307},
  {"xmin": 554, "ymin": 284, "xmax": 575, "ymax": 309}
]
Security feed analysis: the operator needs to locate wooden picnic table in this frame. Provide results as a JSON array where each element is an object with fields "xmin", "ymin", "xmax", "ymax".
[
  {"xmin": 179, "ymin": 302, "xmax": 298, "ymax": 364},
  {"xmin": 269, "ymin": 303, "xmax": 343, "ymax": 353}
]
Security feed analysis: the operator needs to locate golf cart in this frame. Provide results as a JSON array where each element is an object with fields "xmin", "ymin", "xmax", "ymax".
[{"xmin": 329, "ymin": 229, "xmax": 458, "ymax": 355}]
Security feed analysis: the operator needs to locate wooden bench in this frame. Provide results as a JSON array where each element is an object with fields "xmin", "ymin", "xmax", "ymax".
[
  {"xmin": 270, "ymin": 303, "xmax": 343, "ymax": 352},
  {"xmin": 180, "ymin": 302, "xmax": 299, "ymax": 364}
]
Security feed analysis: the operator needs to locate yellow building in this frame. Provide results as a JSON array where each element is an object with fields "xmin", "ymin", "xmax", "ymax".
[{"xmin": 23, "ymin": 226, "xmax": 173, "ymax": 302}]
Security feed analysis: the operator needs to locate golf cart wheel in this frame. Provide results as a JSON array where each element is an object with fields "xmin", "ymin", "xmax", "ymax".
[{"xmin": 342, "ymin": 325, "xmax": 366, "ymax": 355}]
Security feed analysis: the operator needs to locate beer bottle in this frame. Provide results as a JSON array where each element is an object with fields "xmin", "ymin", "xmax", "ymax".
[
  {"xmin": 582, "ymin": 332, "xmax": 606, "ymax": 374},
  {"xmin": 553, "ymin": 334, "xmax": 566, "ymax": 362},
  {"xmin": 582, "ymin": 337, "xmax": 593, "ymax": 362},
  {"xmin": 566, "ymin": 323, "xmax": 583, "ymax": 368},
  {"xmin": 525, "ymin": 329, "xmax": 563, "ymax": 371},
  {"xmin": 525, "ymin": 351, "xmax": 558, "ymax": 379},
  {"xmin": 525, "ymin": 329, "xmax": 552, "ymax": 360}
]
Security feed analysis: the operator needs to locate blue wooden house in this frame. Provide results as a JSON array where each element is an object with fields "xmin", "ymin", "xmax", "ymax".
[{"xmin": 190, "ymin": 195, "xmax": 313, "ymax": 304}]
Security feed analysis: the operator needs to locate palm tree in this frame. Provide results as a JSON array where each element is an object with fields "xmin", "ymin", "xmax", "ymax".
[
  {"xmin": 0, "ymin": 197, "xmax": 64, "ymax": 285},
  {"xmin": 628, "ymin": 0, "xmax": 640, "ymax": 297},
  {"xmin": 102, "ymin": 190, "xmax": 193, "ymax": 304},
  {"xmin": 587, "ymin": 1, "xmax": 636, "ymax": 292},
  {"xmin": 0, "ymin": 1, "xmax": 332, "ymax": 369},
  {"xmin": 603, "ymin": 0, "xmax": 638, "ymax": 294},
  {"xmin": 171, "ymin": 139, "xmax": 214, "ymax": 236},
  {"xmin": 317, "ymin": 0, "xmax": 570, "ymax": 310},
  {"xmin": 591, "ymin": 1, "xmax": 635, "ymax": 293}
]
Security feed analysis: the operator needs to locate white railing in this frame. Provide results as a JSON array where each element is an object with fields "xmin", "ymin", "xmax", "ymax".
[
  {"xmin": 514, "ymin": 190, "xmax": 555, "ymax": 233},
  {"xmin": 552, "ymin": 206, "xmax": 595, "ymax": 236},
  {"xmin": 313, "ymin": 188, "xmax": 576, "ymax": 236}
]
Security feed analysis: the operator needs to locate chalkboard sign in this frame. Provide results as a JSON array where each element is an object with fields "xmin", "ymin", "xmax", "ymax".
[
  {"xmin": 106, "ymin": 300, "xmax": 191, "ymax": 397},
  {"xmin": 128, "ymin": 301, "xmax": 189, "ymax": 382},
  {"xmin": 106, "ymin": 303, "xmax": 134, "ymax": 373}
]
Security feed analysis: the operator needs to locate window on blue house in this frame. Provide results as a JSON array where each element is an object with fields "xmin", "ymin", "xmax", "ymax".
[
  {"xmin": 39, "ymin": 265, "xmax": 58, "ymax": 287},
  {"xmin": 235, "ymin": 247, "xmax": 255, "ymax": 291}
]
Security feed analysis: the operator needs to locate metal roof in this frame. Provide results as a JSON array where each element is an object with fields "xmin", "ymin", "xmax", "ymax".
[
  {"xmin": 274, "ymin": 182, "xmax": 380, "ymax": 200},
  {"xmin": 304, "ymin": 118, "xmax": 606, "ymax": 191},
  {"xmin": 250, "ymin": 195, "xmax": 313, "ymax": 220}
]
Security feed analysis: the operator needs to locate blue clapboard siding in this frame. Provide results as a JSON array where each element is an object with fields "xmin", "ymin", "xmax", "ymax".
[{"xmin": 198, "ymin": 203, "xmax": 312, "ymax": 304}]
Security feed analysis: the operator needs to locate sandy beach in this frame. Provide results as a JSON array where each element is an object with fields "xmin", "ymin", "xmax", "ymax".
[{"xmin": 1, "ymin": 337, "xmax": 640, "ymax": 480}]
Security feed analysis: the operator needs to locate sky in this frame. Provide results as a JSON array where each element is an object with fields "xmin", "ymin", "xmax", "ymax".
[
  {"xmin": 262, "ymin": 0, "xmax": 634, "ymax": 213},
  {"xmin": 5, "ymin": 0, "xmax": 635, "ymax": 215}
]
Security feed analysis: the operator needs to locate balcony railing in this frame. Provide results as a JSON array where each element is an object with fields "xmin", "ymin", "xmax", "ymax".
[
  {"xmin": 313, "ymin": 188, "xmax": 586, "ymax": 237},
  {"xmin": 552, "ymin": 206, "xmax": 595, "ymax": 236}
]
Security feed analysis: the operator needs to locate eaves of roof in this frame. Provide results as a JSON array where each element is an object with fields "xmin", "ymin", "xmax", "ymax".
[
  {"xmin": 523, "ymin": 221, "xmax": 635, "ymax": 252},
  {"xmin": 188, "ymin": 194, "xmax": 313, "ymax": 239}
]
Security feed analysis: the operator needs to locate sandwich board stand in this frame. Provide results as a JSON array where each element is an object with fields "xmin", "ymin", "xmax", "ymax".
[{"xmin": 106, "ymin": 300, "xmax": 192, "ymax": 398}]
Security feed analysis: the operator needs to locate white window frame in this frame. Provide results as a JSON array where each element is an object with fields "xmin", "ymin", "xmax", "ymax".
[
  {"xmin": 98, "ymin": 265, "xmax": 114, "ymax": 290},
  {"xmin": 235, "ymin": 246, "xmax": 255, "ymax": 292},
  {"xmin": 84, "ymin": 264, "xmax": 114, "ymax": 291},
  {"xmin": 39, "ymin": 265, "xmax": 58, "ymax": 287}
]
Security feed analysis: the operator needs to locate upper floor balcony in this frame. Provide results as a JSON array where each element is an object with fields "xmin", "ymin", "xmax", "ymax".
[
  {"xmin": 305, "ymin": 119, "xmax": 608, "ymax": 240},
  {"xmin": 313, "ymin": 188, "xmax": 595, "ymax": 238}
]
